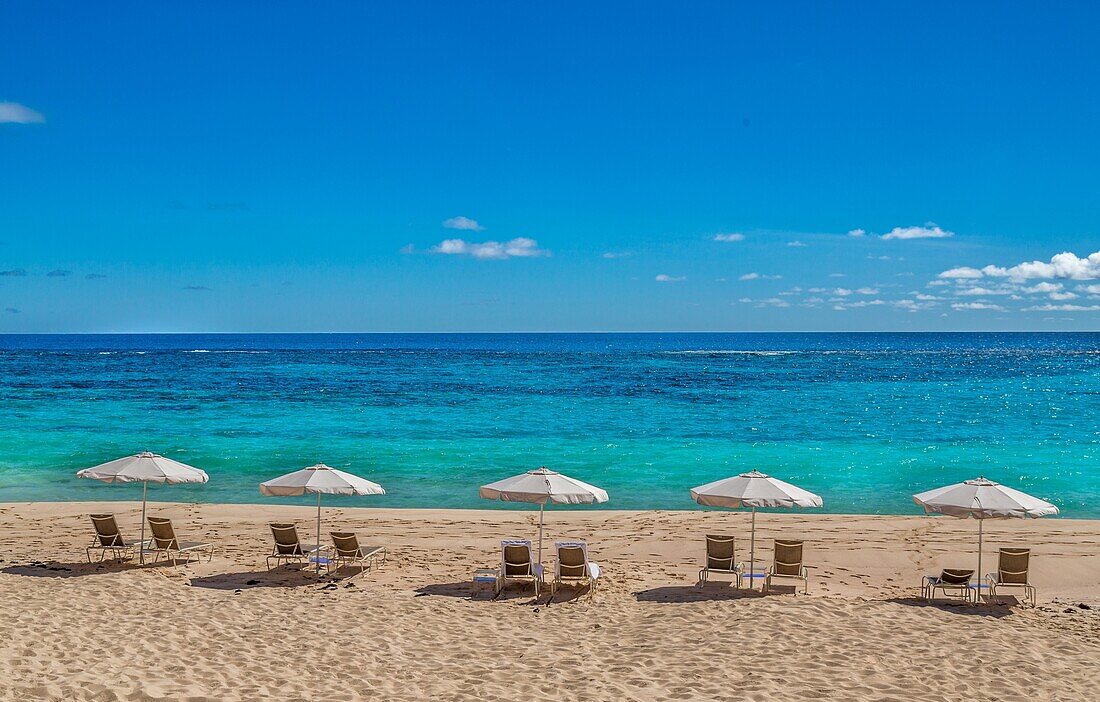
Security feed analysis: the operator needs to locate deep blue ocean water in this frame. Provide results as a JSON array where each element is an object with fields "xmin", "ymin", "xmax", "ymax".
[{"xmin": 1, "ymin": 333, "xmax": 1098, "ymax": 516}]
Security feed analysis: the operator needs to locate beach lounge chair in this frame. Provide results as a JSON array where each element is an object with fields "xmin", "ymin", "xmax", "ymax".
[
  {"xmin": 328, "ymin": 532, "xmax": 387, "ymax": 577},
  {"xmin": 497, "ymin": 539, "xmax": 544, "ymax": 595},
  {"xmin": 266, "ymin": 523, "xmax": 328, "ymax": 570},
  {"xmin": 145, "ymin": 517, "xmax": 214, "ymax": 565},
  {"xmin": 922, "ymin": 568, "xmax": 976, "ymax": 603},
  {"xmin": 764, "ymin": 539, "xmax": 809, "ymax": 594},
  {"xmin": 86, "ymin": 513, "xmax": 146, "ymax": 562},
  {"xmin": 551, "ymin": 540, "xmax": 601, "ymax": 600},
  {"xmin": 697, "ymin": 534, "xmax": 744, "ymax": 587},
  {"xmin": 985, "ymin": 548, "xmax": 1036, "ymax": 606}
]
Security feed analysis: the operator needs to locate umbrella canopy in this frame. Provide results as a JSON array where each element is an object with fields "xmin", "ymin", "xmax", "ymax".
[
  {"xmin": 259, "ymin": 464, "xmax": 385, "ymax": 573},
  {"xmin": 77, "ymin": 451, "xmax": 209, "ymax": 564},
  {"xmin": 913, "ymin": 477, "xmax": 1059, "ymax": 519},
  {"xmin": 77, "ymin": 451, "xmax": 209, "ymax": 485},
  {"xmin": 479, "ymin": 466, "xmax": 609, "ymax": 505},
  {"xmin": 479, "ymin": 467, "xmax": 608, "ymax": 562},
  {"xmin": 912, "ymin": 476, "xmax": 1058, "ymax": 598},
  {"xmin": 690, "ymin": 470, "xmax": 823, "ymax": 509},
  {"xmin": 260, "ymin": 463, "xmax": 385, "ymax": 497},
  {"xmin": 690, "ymin": 470, "xmax": 823, "ymax": 589}
]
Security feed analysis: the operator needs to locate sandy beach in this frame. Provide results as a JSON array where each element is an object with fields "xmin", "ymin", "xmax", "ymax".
[{"xmin": 1, "ymin": 501, "xmax": 1098, "ymax": 701}]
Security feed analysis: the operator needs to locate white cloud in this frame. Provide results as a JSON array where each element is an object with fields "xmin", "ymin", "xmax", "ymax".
[
  {"xmin": 737, "ymin": 297, "xmax": 753, "ymax": 303},
  {"xmin": 1082, "ymin": 284, "xmax": 1100, "ymax": 295},
  {"xmin": 915, "ymin": 293, "xmax": 940, "ymax": 301},
  {"xmin": 601, "ymin": 252, "xmax": 632, "ymax": 259},
  {"xmin": 894, "ymin": 299, "xmax": 935, "ymax": 311},
  {"xmin": 828, "ymin": 273, "xmax": 846, "ymax": 278},
  {"xmin": 956, "ymin": 286, "xmax": 1013, "ymax": 296},
  {"xmin": 755, "ymin": 297, "xmax": 790, "ymax": 308},
  {"xmin": 739, "ymin": 272, "xmax": 782, "ymax": 281},
  {"xmin": 847, "ymin": 229, "xmax": 866, "ymax": 238},
  {"xmin": 0, "ymin": 102, "xmax": 45, "ymax": 124},
  {"xmin": 1023, "ymin": 303, "xmax": 1100, "ymax": 312},
  {"xmin": 655, "ymin": 274, "xmax": 685, "ymax": 282},
  {"xmin": 855, "ymin": 287, "xmax": 879, "ymax": 295},
  {"xmin": 787, "ymin": 240, "xmax": 807, "ymax": 247},
  {"xmin": 833, "ymin": 288, "xmax": 853, "ymax": 296},
  {"xmin": 939, "ymin": 267, "xmax": 984, "ymax": 279},
  {"xmin": 442, "ymin": 216, "xmax": 484, "ymax": 231},
  {"xmin": 739, "ymin": 273, "xmax": 760, "ymax": 281},
  {"xmin": 952, "ymin": 302, "xmax": 1005, "ymax": 311},
  {"xmin": 1049, "ymin": 291, "xmax": 1078, "ymax": 301},
  {"xmin": 1024, "ymin": 282, "xmax": 1062, "ymax": 293},
  {"xmin": 713, "ymin": 232, "xmax": 745, "ymax": 242},
  {"xmin": 939, "ymin": 251, "xmax": 1100, "ymax": 282},
  {"xmin": 432, "ymin": 237, "xmax": 548, "ymax": 259},
  {"xmin": 881, "ymin": 224, "xmax": 954, "ymax": 240}
]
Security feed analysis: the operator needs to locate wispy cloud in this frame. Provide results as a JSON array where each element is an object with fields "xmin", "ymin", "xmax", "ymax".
[
  {"xmin": 713, "ymin": 232, "xmax": 745, "ymax": 242},
  {"xmin": 183, "ymin": 285, "xmax": 211, "ymax": 291},
  {"xmin": 601, "ymin": 252, "xmax": 632, "ymax": 259},
  {"xmin": 655, "ymin": 274, "xmax": 685, "ymax": 283},
  {"xmin": 1023, "ymin": 303, "xmax": 1100, "ymax": 312},
  {"xmin": 787, "ymin": 240, "xmax": 807, "ymax": 248},
  {"xmin": 442, "ymin": 216, "xmax": 484, "ymax": 231},
  {"xmin": 46, "ymin": 269, "xmax": 72, "ymax": 277},
  {"xmin": 432, "ymin": 237, "xmax": 549, "ymax": 260},
  {"xmin": 739, "ymin": 272, "xmax": 782, "ymax": 281},
  {"xmin": 847, "ymin": 228, "xmax": 866, "ymax": 238},
  {"xmin": 0, "ymin": 269, "xmax": 27, "ymax": 277},
  {"xmin": 881, "ymin": 224, "xmax": 954, "ymax": 240},
  {"xmin": 4, "ymin": 307, "xmax": 19, "ymax": 314},
  {"xmin": 85, "ymin": 273, "xmax": 107, "ymax": 280},
  {"xmin": 0, "ymin": 102, "xmax": 44, "ymax": 124},
  {"xmin": 952, "ymin": 301, "xmax": 1005, "ymax": 311}
]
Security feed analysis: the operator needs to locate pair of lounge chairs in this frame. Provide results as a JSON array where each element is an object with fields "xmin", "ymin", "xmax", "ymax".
[
  {"xmin": 267, "ymin": 523, "xmax": 386, "ymax": 576},
  {"xmin": 87, "ymin": 514, "xmax": 214, "ymax": 565},
  {"xmin": 498, "ymin": 539, "xmax": 601, "ymax": 599},
  {"xmin": 922, "ymin": 548, "xmax": 1036, "ymax": 606},
  {"xmin": 698, "ymin": 535, "xmax": 809, "ymax": 594}
]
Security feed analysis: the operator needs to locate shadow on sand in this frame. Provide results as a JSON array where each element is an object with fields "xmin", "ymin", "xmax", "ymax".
[
  {"xmin": 1, "ymin": 559, "xmax": 167, "ymax": 579},
  {"xmin": 885, "ymin": 596, "xmax": 1018, "ymax": 617},
  {"xmin": 634, "ymin": 582, "xmax": 770, "ymax": 603},
  {"xmin": 189, "ymin": 566, "xmax": 334, "ymax": 591}
]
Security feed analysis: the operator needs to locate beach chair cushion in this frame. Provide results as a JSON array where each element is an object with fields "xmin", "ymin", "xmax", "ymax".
[
  {"xmin": 772, "ymin": 540, "xmax": 804, "ymax": 577},
  {"xmin": 270, "ymin": 523, "xmax": 306, "ymax": 556},
  {"xmin": 90, "ymin": 514, "xmax": 127, "ymax": 548},
  {"xmin": 556, "ymin": 541, "xmax": 599, "ymax": 581},
  {"xmin": 996, "ymin": 548, "xmax": 1030, "ymax": 585},
  {"xmin": 704, "ymin": 534, "xmax": 738, "ymax": 572},
  {"xmin": 939, "ymin": 568, "xmax": 975, "ymax": 586}
]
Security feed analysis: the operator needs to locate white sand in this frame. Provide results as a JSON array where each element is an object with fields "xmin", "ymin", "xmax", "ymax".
[{"xmin": 1, "ymin": 501, "xmax": 1098, "ymax": 701}]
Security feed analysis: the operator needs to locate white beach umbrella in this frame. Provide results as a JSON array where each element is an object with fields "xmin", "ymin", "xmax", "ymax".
[
  {"xmin": 479, "ymin": 466, "xmax": 609, "ymax": 563},
  {"xmin": 690, "ymin": 470, "xmax": 823, "ymax": 588},
  {"xmin": 76, "ymin": 451, "xmax": 209, "ymax": 564},
  {"xmin": 913, "ymin": 476, "xmax": 1058, "ymax": 594},
  {"xmin": 259, "ymin": 464, "xmax": 385, "ymax": 572}
]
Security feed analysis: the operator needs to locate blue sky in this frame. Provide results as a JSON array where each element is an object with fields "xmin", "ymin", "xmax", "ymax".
[{"xmin": 3, "ymin": 2, "xmax": 1100, "ymax": 332}]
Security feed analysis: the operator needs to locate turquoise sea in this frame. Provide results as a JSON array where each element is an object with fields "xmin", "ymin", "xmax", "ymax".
[{"xmin": 1, "ymin": 333, "xmax": 1098, "ymax": 517}]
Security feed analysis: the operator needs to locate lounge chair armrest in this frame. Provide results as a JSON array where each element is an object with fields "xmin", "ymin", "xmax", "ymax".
[
  {"xmin": 922, "ymin": 575, "xmax": 940, "ymax": 586},
  {"xmin": 532, "ymin": 563, "xmax": 545, "ymax": 579},
  {"xmin": 985, "ymin": 573, "xmax": 999, "ymax": 585},
  {"xmin": 587, "ymin": 562, "xmax": 601, "ymax": 581}
]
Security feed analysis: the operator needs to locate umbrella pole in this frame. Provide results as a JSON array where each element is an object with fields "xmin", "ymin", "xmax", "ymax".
[
  {"xmin": 538, "ymin": 503, "xmax": 545, "ymax": 565},
  {"xmin": 139, "ymin": 480, "xmax": 148, "ymax": 565},
  {"xmin": 749, "ymin": 507, "xmax": 756, "ymax": 589},
  {"xmin": 316, "ymin": 492, "xmax": 323, "ymax": 574},
  {"xmin": 977, "ymin": 518, "xmax": 983, "ymax": 601}
]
